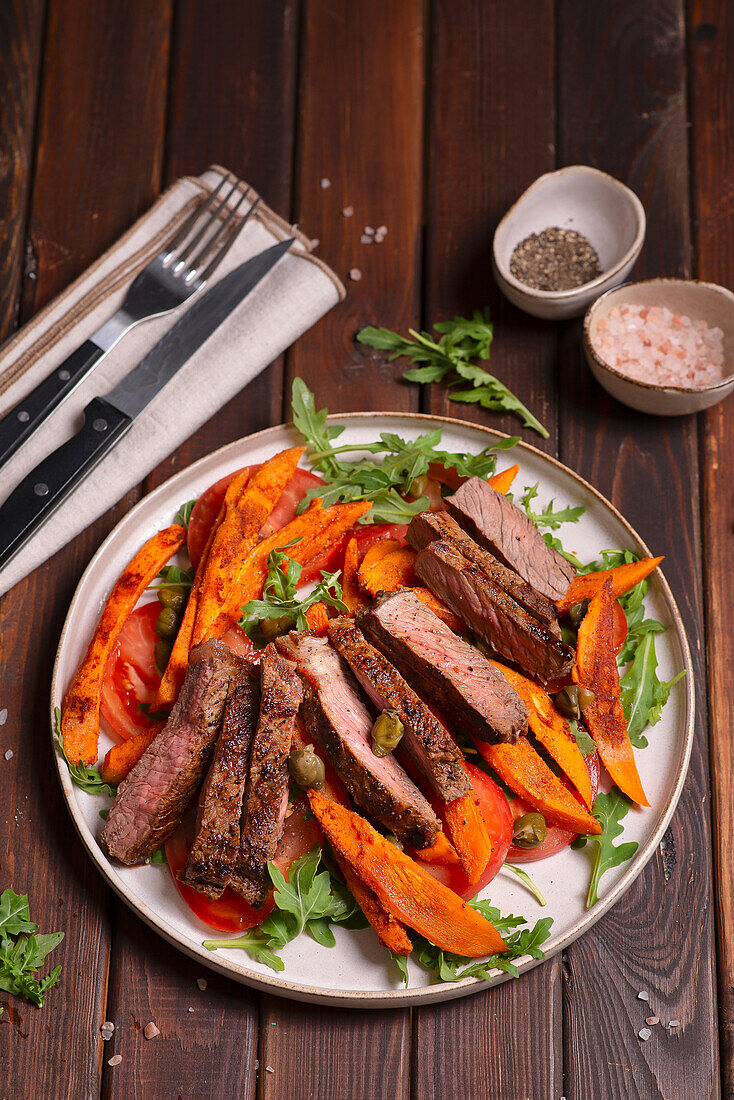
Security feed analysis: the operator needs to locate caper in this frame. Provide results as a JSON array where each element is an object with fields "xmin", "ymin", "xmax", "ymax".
[
  {"xmin": 155, "ymin": 606, "xmax": 180, "ymax": 639},
  {"xmin": 472, "ymin": 635, "xmax": 495, "ymax": 659},
  {"xmin": 371, "ymin": 710, "xmax": 405, "ymax": 757},
  {"xmin": 159, "ymin": 584, "xmax": 187, "ymax": 613},
  {"xmin": 578, "ymin": 686, "xmax": 596, "ymax": 713},
  {"xmin": 385, "ymin": 834, "xmax": 404, "ymax": 851},
  {"xmin": 568, "ymin": 599, "xmax": 590, "ymax": 627},
  {"xmin": 154, "ymin": 638, "xmax": 173, "ymax": 676},
  {"xmin": 512, "ymin": 812, "xmax": 547, "ymax": 848},
  {"xmin": 288, "ymin": 748, "xmax": 326, "ymax": 791},
  {"xmin": 554, "ymin": 684, "xmax": 580, "ymax": 720},
  {"xmin": 260, "ymin": 614, "xmax": 295, "ymax": 641},
  {"xmin": 407, "ymin": 474, "xmax": 429, "ymax": 499}
]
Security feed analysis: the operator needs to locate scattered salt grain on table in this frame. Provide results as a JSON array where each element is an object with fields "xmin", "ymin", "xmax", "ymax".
[
  {"xmin": 593, "ymin": 304, "xmax": 725, "ymax": 389},
  {"xmin": 266, "ymin": 1066, "xmax": 275, "ymax": 1074},
  {"xmin": 143, "ymin": 1022, "xmax": 160, "ymax": 1040},
  {"xmin": 669, "ymin": 1019, "xmax": 681, "ymax": 1028},
  {"xmin": 4, "ymin": 750, "xmax": 13, "ymax": 761},
  {"xmin": 197, "ymin": 978, "xmax": 207, "ymax": 991},
  {"xmin": 349, "ymin": 268, "xmax": 362, "ymax": 281},
  {"xmin": 108, "ymin": 1055, "xmax": 122, "ymax": 1067},
  {"xmin": 320, "ymin": 178, "xmax": 331, "ymax": 189},
  {"xmin": 342, "ymin": 205, "xmax": 354, "ymax": 218},
  {"xmin": 638, "ymin": 1027, "xmax": 652, "ymax": 1042},
  {"xmin": 0, "ymin": 708, "xmax": 7, "ymax": 725},
  {"xmin": 360, "ymin": 235, "xmax": 372, "ymax": 244},
  {"xmin": 637, "ymin": 990, "xmax": 649, "ymax": 1002},
  {"xmin": 187, "ymin": 1006, "xmax": 194, "ymax": 1013},
  {"xmin": 646, "ymin": 1016, "xmax": 660, "ymax": 1026},
  {"xmin": 100, "ymin": 1022, "xmax": 115, "ymax": 1041}
]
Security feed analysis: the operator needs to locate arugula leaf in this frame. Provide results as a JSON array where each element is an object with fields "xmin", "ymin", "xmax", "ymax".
[
  {"xmin": 202, "ymin": 931, "xmax": 285, "ymax": 973},
  {"xmin": 357, "ymin": 312, "xmax": 548, "ymax": 437},
  {"xmin": 239, "ymin": 547, "xmax": 347, "ymax": 643},
  {"xmin": 520, "ymin": 483, "xmax": 585, "ymax": 530},
  {"xmin": 149, "ymin": 564, "xmax": 194, "ymax": 592},
  {"xmin": 585, "ymin": 790, "xmax": 639, "ymax": 908},
  {"xmin": 411, "ymin": 912, "xmax": 553, "ymax": 984},
  {"xmin": 0, "ymin": 890, "xmax": 63, "ymax": 1007},
  {"xmin": 174, "ymin": 500, "xmax": 197, "ymax": 529},
  {"xmin": 620, "ymin": 632, "xmax": 686, "ymax": 748},
  {"xmin": 503, "ymin": 864, "xmax": 547, "ymax": 906},
  {"xmin": 569, "ymin": 719, "xmax": 597, "ymax": 758},
  {"xmin": 389, "ymin": 950, "xmax": 410, "ymax": 986},
  {"xmin": 148, "ymin": 847, "xmax": 167, "ymax": 865},
  {"xmin": 54, "ymin": 708, "xmax": 117, "ymax": 798}
]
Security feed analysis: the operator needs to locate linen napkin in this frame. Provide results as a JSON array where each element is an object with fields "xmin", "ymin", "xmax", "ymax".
[{"xmin": 0, "ymin": 166, "xmax": 344, "ymax": 598}]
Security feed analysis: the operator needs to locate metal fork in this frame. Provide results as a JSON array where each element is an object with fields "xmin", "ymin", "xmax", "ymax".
[{"xmin": 0, "ymin": 175, "xmax": 260, "ymax": 471}]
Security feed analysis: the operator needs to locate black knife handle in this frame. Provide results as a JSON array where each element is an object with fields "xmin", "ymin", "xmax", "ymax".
[
  {"xmin": 0, "ymin": 397, "xmax": 132, "ymax": 572},
  {"xmin": 0, "ymin": 340, "xmax": 105, "ymax": 470}
]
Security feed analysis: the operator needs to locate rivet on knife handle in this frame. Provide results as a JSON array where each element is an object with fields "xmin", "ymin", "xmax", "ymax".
[{"xmin": 0, "ymin": 397, "xmax": 132, "ymax": 572}]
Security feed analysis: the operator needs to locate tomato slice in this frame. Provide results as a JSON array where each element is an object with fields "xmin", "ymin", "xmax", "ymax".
[
  {"xmin": 611, "ymin": 599, "xmax": 628, "ymax": 655},
  {"xmin": 506, "ymin": 749, "xmax": 601, "ymax": 863},
  {"xmin": 414, "ymin": 763, "xmax": 513, "ymax": 901},
  {"xmin": 347, "ymin": 523, "xmax": 409, "ymax": 558},
  {"xmin": 165, "ymin": 796, "xmax": 322, "ymax": 932},
  {"xmin": 259, "ymin": 468, "xmax": 325, "ymax": 537},
  {"xmin": 100, "ymin": 603, "xmax": 163, "ymax": 741}
]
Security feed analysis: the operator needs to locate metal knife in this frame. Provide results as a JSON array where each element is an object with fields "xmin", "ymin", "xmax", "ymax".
[{"xmin": 0, "ymin": 238, "xmax": 293, "ymax": 572}]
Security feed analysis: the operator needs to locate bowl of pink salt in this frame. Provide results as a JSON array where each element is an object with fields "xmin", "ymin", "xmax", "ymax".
[{"xmin": 584, "ymin": 278, "xmax": 734, "ymax": 415}]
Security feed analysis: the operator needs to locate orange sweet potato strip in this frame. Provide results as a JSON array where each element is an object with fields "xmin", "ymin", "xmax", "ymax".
[
  {"xmin": 476, "ymin": 737, "xmax": 602, "ymax": 835},
  {"xmin": 192, "ymin": 448, "xmax": 305, "ymax": 645},
  {"xmin": 487, "ymin": 463, "xmax": 519, "ymax": 495},
  {"xmin": 414, "ymin": 830, "xmax": 460, "ymax": 866},
  {"xmin": 444, "ymin": 790, "xmax": 493, "ymax": 884},
  {"xmin": 305, "ymin": 602, "xmax": 330, "ymax": 635},
  {"xmin": 490, "ymin": 660, "xmax": 592, "ymax": 810},
  {"xmin": 573, "ymin": 580, "xmax": 649, "ymax": 806},
  {"xmin": 341, "ymin": 537, "xmax": 365, "ymax": 612},
  {"xmin": 62, "ymin": 525, "xmax": 186, "ymax": 765},
  {"xmin": 556, "ymin": 556, "xmax": 664, "ymax": 613},
  {"xmin": 308, "ymin": 792, "xmax": 507, "ymax": 957},
  {"xmin": 412, "ymin": 588, "xmax": 466, "ymax": 634},
  {"xmin": 358, "ymin": 543, "xmax": 417, "ymax": 595},
  {"xmin": 100, "ymin": 726, "xmax": 161, "ymax": 785}
]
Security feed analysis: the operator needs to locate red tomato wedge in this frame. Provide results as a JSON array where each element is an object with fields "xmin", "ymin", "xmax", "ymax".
[
  {"xmin": 100, "ymin": 603, "xmax": 163, "ymax": 741},
  {"xmin": 259, "ymin": 468, "xmax": 325, "ymax": 537},
  {"xmin": 506, "ymin": 749, "xmax": 601, "ymax": 863},
  {"xmin": 413, "ymin": 763, "xmax": 513, "ymax": 900},
  {"xmin": 165, "ymin": 796, "xmax": 322, "ymax": 932}
]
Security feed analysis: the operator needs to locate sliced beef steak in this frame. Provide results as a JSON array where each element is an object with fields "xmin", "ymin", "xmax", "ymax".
[
  {"xmin": 277, "ymin": 632, "xmax": 439, "ymax": 847},
  {"xmin": 180, "ymin": 658, "xmax": 259, "ymax": 898},
  {"xmin": 229, "ymin": 646, "xmax": 303, "ymax": 908},
  {"xmin": 413, "ymin": 540, "xmax": 574, "ymax": 683},
  {"xmin": 408, "ymin": 510, "xmax": 560, "ymax": 632},
  {"xmin": 328, "ymin": 616, "xmax": 470, "ymax": 802},
  {"xmin": 445, "ymin": 477, "xmax": 576, "ymax": 602},
  {"xmin": 101, "ymin": 640, "xmax": 236, "ymax": 866},
  {"xmin": 357, "ymin": 589, "xmax": 527, "ymax": 743}
]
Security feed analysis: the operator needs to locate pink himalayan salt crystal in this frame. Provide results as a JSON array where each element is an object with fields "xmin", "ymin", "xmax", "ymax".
[{"xmin": 593, "ymin": 304, "xmax": 725, "ymax": 389}]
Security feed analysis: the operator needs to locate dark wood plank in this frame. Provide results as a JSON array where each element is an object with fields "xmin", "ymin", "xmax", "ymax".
[
  {"xmin": 420, "ymin": 0, "xmax": 558, "ymax": 453},
  {"xmin": 414, "ymin": 5, "xmax": 561, "ymax": 1098},
  {"xmin": 0, "ymin": 0, "xmax": 45, "ymax": 340},
  {"xmin": 104, "ymin": 5, "xmax": 301, "ymax": 1098},
  {"xmin": 0, "ymin": 1, "xmax": 171, "ymax": 1096},
  {"xmin": 688, "ymin": 0, "xmax": 734, "ymax": 1093},
  {"xmin": 285, "ymin": 0, "xmax": 425, "ymax": 416},
  {"xmin": 557, "ymin": 3, "xmax": 719, "ymax": 1097}
]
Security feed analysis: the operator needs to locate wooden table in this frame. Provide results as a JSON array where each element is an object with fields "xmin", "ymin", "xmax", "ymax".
[{"xmin": 0, "ymin": 2, "xmax": 730, "ymax": 1097}]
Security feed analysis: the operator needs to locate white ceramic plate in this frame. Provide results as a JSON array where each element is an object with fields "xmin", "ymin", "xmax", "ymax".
[{"xmin": 51, "ymin": 414, "xmax": 693, "ymax": 1008}]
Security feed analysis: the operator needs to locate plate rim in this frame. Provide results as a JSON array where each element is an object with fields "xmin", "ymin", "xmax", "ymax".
[{"xmin": 50, "ymin": 411, "xmax": 695, "ymax": 1008}]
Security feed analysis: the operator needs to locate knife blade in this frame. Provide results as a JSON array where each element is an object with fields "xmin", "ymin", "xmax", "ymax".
[{"xmin": 0, "ymin": 238, "xmax": 293, "ymax": 572}]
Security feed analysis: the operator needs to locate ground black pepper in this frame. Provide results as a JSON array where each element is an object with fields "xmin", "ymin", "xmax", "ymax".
[{"xmin": 509, "ymin": 226, "xmax": 601, "ymax": 291}]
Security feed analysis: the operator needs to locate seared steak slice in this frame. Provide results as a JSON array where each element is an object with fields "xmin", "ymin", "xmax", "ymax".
[
  {"xmin": 180, "ymin": 659, "xmax": 259, "ymax": 898},
  {"xmin": 408, "ymin": 510, "xmax": 560, "ymax": 632},
  {"xmin": 414, "ymin": 540, "xmax": 574, "ymax": 683},
  {"xmin": 277, "ymin": 632, "xmax": 439, "ymax": 847},
  {"xmin": 229, "ymin": 647, "xmax": 303, "ymax": 908},
  {"xmin": 328, "ymin": 616, "xmax": 470, "ymax": 802},
  {"xmin": 445, "ymin": 477, "xmax": 576, "ymax": 602},
  {"xmin": 357, "ymin": 589, "xmax": 527, "ymax": 743},
  {"xmin": 101, "ymin": 640, "xmax": 236, "ymax": 865}
]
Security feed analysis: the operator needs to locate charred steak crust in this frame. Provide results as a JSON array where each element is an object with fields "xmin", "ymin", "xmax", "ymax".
[
  {"xmin": 229, "ymin": 646, "xmax": 303, "ymax": 908},
  {"xmin": 180, "ymin": 658, "xmax": 259, "ymax": 898},
  {"xmin": 357, "ymin": 589, "xmax": 528, "ymax": 744},
  {"xmin": 408, "ymin": 510, "xmax": 560, "ymax": 632},
  {"xmin": 277, "ymin": 632, "xmax": 439, "ymax": 848},
  {"xmin": 445, "ymin": 477, "xmax": 576, "ymax": 602},
  {"xmin": 413, "ymin": 540, "xmax": 574, "ymax": 684},
  {"xmin": 328, "ymin": 616, "xmax": 471, "ymax": 802},
  {"xmin": 101, "ymin": 640, "xmax": 237, "ymax": 866}
]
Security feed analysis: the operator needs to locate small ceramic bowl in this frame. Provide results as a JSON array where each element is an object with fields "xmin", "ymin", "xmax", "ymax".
[
  {"xmin": 492, "ymin": 166, "xmax": 646, "ymax": 320},
  {"xmin": 583, "ymin": 278, "xmax": 734, "ymax": 415}
]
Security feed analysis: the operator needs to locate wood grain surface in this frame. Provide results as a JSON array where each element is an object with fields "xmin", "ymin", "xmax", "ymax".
[{"xmin": 0, "ymin": 2, "xmax": 728, "ymax": 1097}]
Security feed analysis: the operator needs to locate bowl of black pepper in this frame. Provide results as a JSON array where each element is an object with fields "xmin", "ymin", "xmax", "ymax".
[{"xmin": 492, "ymin": 166, "xmax": 646, "ymax": 320}]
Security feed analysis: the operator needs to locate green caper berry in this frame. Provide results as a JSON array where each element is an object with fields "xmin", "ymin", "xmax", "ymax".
[
  {"xmin": 154, "ymin": 639, "xmax": 173, "ymax": 677},
  {"xmin": 155, "ymin": 606, "xmax": 180, "ymax": 639},
  {"xmin": 554, "ymin": 684, "xmax": 581, "ymax": 720},
  {"xmin": 512, "ymin": 811, "xmax": 547, "ymax": 848},
  {"xmin": 578, "ymin": 686, "xmax": 596, "ymax": 712},
  {"xmin": 260, "ymin": 614, "xmax": 296, "ymax": 642},
  {"xmin": 371, "ymin": 710, "xmax": 405, "ymax": 757},
  {"xmin": 288, "ymin": 748, "xmax": 326, "ymax": 791},
  {"xmin": 385, "ymin": 835, "xmax": 404, "ymax": 851},
  {"xmin": 568, "ymin": 599, "xmax": 590, "ymax": 627},
  {"xmin": 159, "ymin": 585, "xmax": 187, "ymax": 613},
  {"xmin": 407, "ymin": 474, "xmax": 429, "ymax": 499}
]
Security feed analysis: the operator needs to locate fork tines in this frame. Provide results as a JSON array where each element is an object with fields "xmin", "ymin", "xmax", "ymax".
[{"xmin": 163, "ymin": 175, "xmax": 260, "ymax": 286}]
